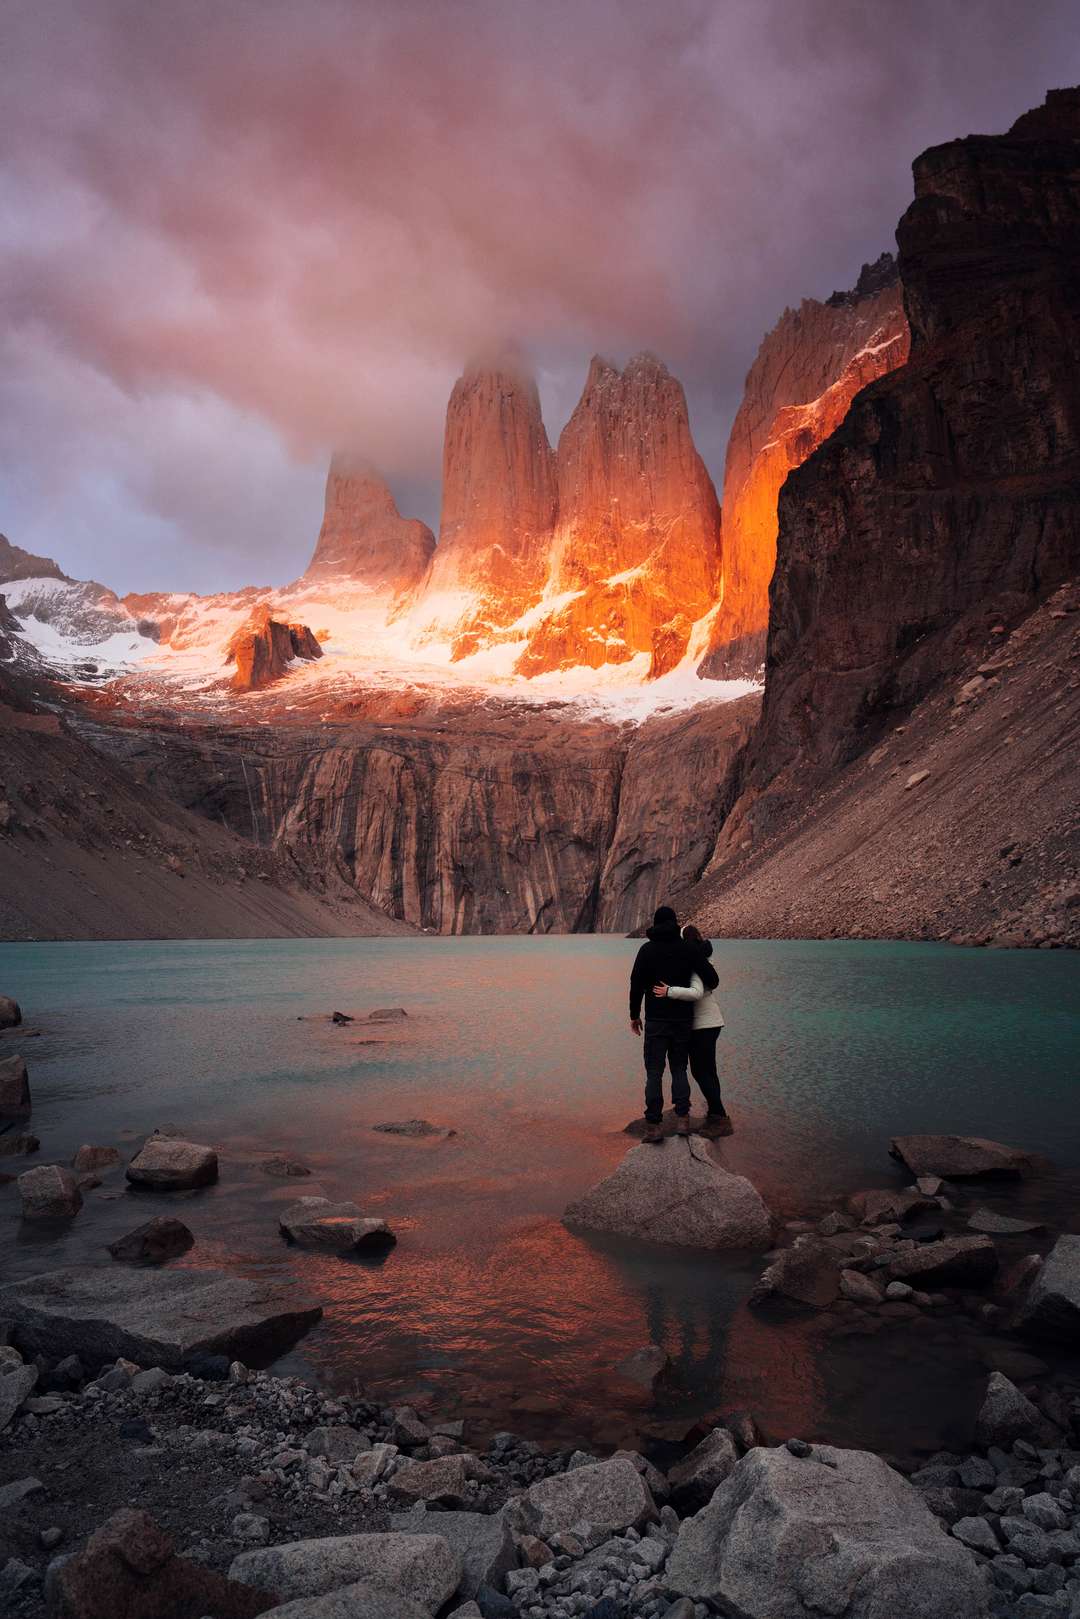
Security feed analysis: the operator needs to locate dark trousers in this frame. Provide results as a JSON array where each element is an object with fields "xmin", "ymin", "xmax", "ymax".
[
  {"xmin": 643, "ymin": 1017, "xmax": 691, "ymax": 1122},
  {"xmin": 689, "ymin": 1026, "xmax": 727, "ymax": 1116}
]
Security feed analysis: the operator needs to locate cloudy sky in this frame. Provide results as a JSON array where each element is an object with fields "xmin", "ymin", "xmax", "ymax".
[{"xmin": 3, "ymin": 0, "xmax": 1078, "ymax": 594}]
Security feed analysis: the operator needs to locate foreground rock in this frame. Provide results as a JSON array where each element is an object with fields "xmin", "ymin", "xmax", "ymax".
[
  {"xmin": 889, "ymin": 1134, "xmax": 1033, "ymax": 1179},
  {"xmin": 563, "ymin": 1137, "xmax": 772, "ymax": 1250},
  {"xmin": 0, "ymin": 1265, "xmax": 321, "ymax": 1367},
  {"xmin": 1016, "ymin": 1233, "xmax": 1080, "ymax": 1342},
  {"xmin": 0, "ymin": 994, "xmax": 21, "ymax": 1028},
  {"xmin": 0, "ymin": 1052, "xmax": 30, "ymax": 1117},
  {"xmin": 667, "ymin": 1443, "xmax": 990, "ymax": 1617},
  {"xmin": 18, "ymin": 1163, "xmax": 83, "ymax": 1219},
  {"xmin": 974, "ymin": 1370, "xmax": 1059, "ymax": 1447},
  {"xmin": 126, "ymin": 1134, "xmax": 218, "ymax": 1189},
  {"xmin": 666, "ymin": 1427, "xmax": 739, "ymax": 1513},
  {"xmin": 50, "ymin": 1506, "xmax": 274, "ymax": 1618},
  {"xmin": 107, "ymin": 1215, "xmax": 195, "ymax": 1264},
  {"xmin": 390, "ymin": 1509, "xmax": 516, "ymax": 1600},
  {"xmin": 886, "ymin": 1234, "xmax": 998, "ymax": 1287},
  {"xmin": 508, "ymin": 1456, "xmax": 657, "ymax": 1540},
  {"xmin": 279, "ymin": 1198, "xmax": 396, "ymax": 1252},
  {"xmin": 230, "ymin": 1532, "xmax": 462, "ymax": 1614},
  {"xmin": 0, "ymin": 1362, "xmax": 37, "ymax": 1431},
  {"xmin": 260, "ymin": 1587, "xmax": 430, "ymax": 1619}
]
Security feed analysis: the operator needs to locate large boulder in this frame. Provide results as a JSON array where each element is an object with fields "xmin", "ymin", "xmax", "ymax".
[
  {"xmin": 0, "ymin": 995, "xmax": 21, "ymax": 1028},
  {"xmin": 385, "ymin": 1455, "xmax": 476, "ymax": 1508},
  {"xmin": 49, "ymin": 1507, "xmax": 274, "ymax": 1619},
  {"xmin": 667, "ymin": 1443, "xmax": 991, "ymax": 1618},
  {"xmin": 508, "ymin": 1457, "xmax": 657, "ymax": 1541},
  {"xmin": 108, "ymin": 1216, "xmax": 195, "ymax": 1265},
  {"xmin": 974, "ymin": 1372, "xmax": 1059, "ymax": 1448},
  {"xmin": 0, "ymin": 1265, "xmax": 321, "ymax": 1368},
  {"xmin": 666, "ymin": 1427, "xmax": 739, "ymax": 1514},
  {"xmin": 889, "ymin": 1135, "xmax": 1032, "ymax": 1179},
  {"xmin": 0, "ymin": 1053, "xmax": 30, "ymax": 1118},
  {"xmin": 279, "ymin": 1198, "xmax": 396, "ymax": 1253},
  {"xmin": 18, "ymin": 1163, "xmax": 82, "ymax": 1220},
  {"xmin": 750, "ymin": 1243, "xmax": 841, "ymax": 1308},
  {"xmin": 230, "ymin": 1533, "xmax": 462, "ymax": 1615},
  {"xmin": 886, "ymin": 1235, "xmax": 998, "ymax": 1287},
  {"xmin": 563, "ymin": 1138, "xmax": 772, "ymax": 1250},
  {"xmin": 1015, "ymin": 1235, "xmax": 1080, "ymax": 1343},
  {"xmin": 390, "ymin": 1509, "xmax": 516, "ymax": 1600},
  {"xmin": 126, "ymin": 1135, "xmax": 218, "ymax": 1189},
  {"xmin": 259, "ymin": 1588, "xmax": 430, "ymax": 1619}
]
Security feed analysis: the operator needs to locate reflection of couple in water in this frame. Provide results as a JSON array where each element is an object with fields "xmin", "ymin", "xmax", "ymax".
[{"xmin": 629, "ymin": 904, "xmax": 733, "ymax": 1144}]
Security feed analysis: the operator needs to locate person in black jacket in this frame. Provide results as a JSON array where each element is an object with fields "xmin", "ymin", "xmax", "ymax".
[{"xmin": 629, "ymin": 904, "xmax": 701, "ymax": 1143}]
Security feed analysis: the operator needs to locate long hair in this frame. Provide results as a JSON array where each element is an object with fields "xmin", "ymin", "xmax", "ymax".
[{"xmin": 681, "ymin": 923, "xmax": 703, "ymax": 945}]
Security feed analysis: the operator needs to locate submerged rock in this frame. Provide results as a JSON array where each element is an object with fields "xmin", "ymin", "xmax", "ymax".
[
  {"xmin": 615, "ymin": 1343, "xmax": 670, "ymax": 1390},
  {"xmin": 0, "ymin": 1054, "xmax": 30, "ymax": 1118},
  {"xmin": 0, "ymin": 996, "xmax": 21, "ymax": 1029},
  {"xmin": 230, "ymin": 1532, "xmax": 463, "ymax": 1614},
  {"xmin": 889, "ymin": 1134, "xmax": 1033, "ymax": 1179},
  {"xmin": 0, "ymin": 1265, "xmax": 321, "ymax": 1368},
  {"xmin": 279, "ymin": 1198, "xmax": 396, "ymax": 1253},
  {"xmin": 18, "ymin": 1164, "xmax": 82, "ymax": 1220},
  {"xmin": 71, "ymin": 1144, "xmax": 122, "ymax": 1173},
  {"xmin": 563, "ymin": 1137, "xmax": 772, "ymax": 1250},
  {"xmin": 0, "ymin": 1130, "xmax": 39, "ymax": 1158},
  {"xmin": 261, "ymin": 1154, "xmax": 312, "ymax": 1179},
  {"xmin": 107, "ymin": 1216, "xmax": 195, "ymax": 1265},
  {"xmin": 966, "ymin": 1207, "xmax": 1044, "ymax": 1235},
  {"xmin": 372, "ymin": 1119, "xmax": 452, "ymax": 1138},
  {"xmin": 126, "ymin": 1135, "xmax": 218, "ymax": 1190},
  {"xmin": 750, "ymin": 1242, "xmax": 841, "ymax": 1308},
  {"xmin": 666, "ymin": 1443, "xmax": 991, "ymax": 1618},
  {"xmin": 1015, "ymin": 1234, "xmax": 1080, "ymax": 1343}
]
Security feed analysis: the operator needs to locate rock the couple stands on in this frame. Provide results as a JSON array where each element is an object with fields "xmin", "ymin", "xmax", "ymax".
[{"xmin": 629, "ymin": 906, "xmax": 734, "ymax": 1145}]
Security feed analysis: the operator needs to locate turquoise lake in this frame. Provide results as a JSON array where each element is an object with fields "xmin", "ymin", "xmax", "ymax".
[{"xmin": 1, "ymin": 937, "xmax": 1078, "ymax": 1458}]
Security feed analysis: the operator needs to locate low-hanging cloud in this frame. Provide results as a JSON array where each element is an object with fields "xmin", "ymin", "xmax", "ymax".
[{"xmin": 3, "ymin": 0, "xmax": 1078, "ymax": 592}]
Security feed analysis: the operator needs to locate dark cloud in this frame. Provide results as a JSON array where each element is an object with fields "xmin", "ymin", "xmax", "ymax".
[{"xmin": 2, "ymin": 0, "xmax": 1078, "ymax": 591}]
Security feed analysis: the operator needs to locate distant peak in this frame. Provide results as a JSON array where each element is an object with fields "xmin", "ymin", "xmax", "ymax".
[{"xmin": 825, "ymin": 251, "xmax": 899, "ymax": 309}]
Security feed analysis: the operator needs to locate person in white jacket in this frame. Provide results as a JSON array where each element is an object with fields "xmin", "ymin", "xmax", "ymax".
[{"xmin": 652, "ymin": 924, "xmax": 734, "ymax": 1137}]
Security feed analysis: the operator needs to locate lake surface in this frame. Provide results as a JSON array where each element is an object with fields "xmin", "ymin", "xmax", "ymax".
[{"xmin": 1, "ymin": 937, "xmax": 1078, "ymax": 1459}]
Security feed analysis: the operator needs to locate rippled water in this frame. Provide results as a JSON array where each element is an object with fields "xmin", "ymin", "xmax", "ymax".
[{"xmin": 1, "ymin": 937, "xmax": 1077, "ymax": 1457}]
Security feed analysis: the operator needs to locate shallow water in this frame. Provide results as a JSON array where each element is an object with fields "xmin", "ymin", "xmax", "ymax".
[{"xmin": 1, "ymin": 937, "xmax": 1078, "ymax": 1457}]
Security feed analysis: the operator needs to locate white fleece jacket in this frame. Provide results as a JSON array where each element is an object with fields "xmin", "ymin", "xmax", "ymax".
[{"xmin": 665, "ymin": 972, "xmax": 725, "ymax": 1030}]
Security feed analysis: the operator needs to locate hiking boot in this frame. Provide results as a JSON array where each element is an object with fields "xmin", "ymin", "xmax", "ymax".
[
  {"xmin": 642, "ymin": 1119, "xmax": 664, "ymax": 1144},
  {"xmin": 700, "ymin": 1114, "xmax": 734, "ymax": 1139},
  {"xmin": 676, "ymin": 1114, "xmax": 692, "ymax": 1136}
]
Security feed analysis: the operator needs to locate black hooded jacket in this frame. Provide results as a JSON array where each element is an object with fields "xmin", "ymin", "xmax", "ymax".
[{"xmin": 629, "ymin": 921, "xmax": 716, "ymax": 1023}]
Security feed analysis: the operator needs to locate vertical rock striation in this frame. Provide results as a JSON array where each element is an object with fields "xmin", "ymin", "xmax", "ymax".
[
  {"xmin": 729, "ymin": 87, "xmax": 1080, "ymax": 845},
  {"xmin": 412, "ymin": 358, "xmax": 557, "ymax": 658},
  {"xmin": 700, "ymin": 255, "xmax": 909, "ymax": 678},
  {"xmin": 303, "ymin": 460, "xmax": 435, "ymax": 596},
  {"xmin": 516, "ymin": 353, "xmax": 722, "ymax": 678}
]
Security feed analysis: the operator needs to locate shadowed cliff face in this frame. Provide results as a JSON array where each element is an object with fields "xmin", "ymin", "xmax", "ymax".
[
  {"xmin": 729, "ymin": 87, "xmax": 1080, "ymax": 846},
  {"xmin": 699, "ymin": 256, "xmax": 910, "ymax": 679}
]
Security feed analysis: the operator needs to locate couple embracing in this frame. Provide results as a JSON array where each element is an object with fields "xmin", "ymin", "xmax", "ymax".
[{"xmin": 628, "ymin": 904, "xmax": 733, "ymax": 1145}]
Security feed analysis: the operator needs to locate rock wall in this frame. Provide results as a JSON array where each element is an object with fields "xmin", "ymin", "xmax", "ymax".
[
  {"xmin": 700, "ymin": 255, "xmax": 909, "ymax": 678},
  {"xmin": 724, "ymin": 87, "xmax": 1080, "ymax": 850},
  {"xmin": 226, "ymin": 609, "xmax": 323, "ymax": 692},
  {"xmin": 302, "ymin": 459, "xmax": 435, "ymax": 595}
]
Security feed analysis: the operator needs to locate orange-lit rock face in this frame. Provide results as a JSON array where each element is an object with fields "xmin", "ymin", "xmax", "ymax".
[
  {"xmin": 700, "ymin": 256, "xmax": 910, "ymax": 677},
  {"xmin": 412, "ymin": 363, "xmax": 557, "ymax": 657},
  {"xmin": 226, "ymin": 605, "xmax": 322, "ymax": 691},
  {"xmin": 515, "ymin": 353, "xmax": 721, "ymax": 677},
  {"xmin": 303, "ymin": 458, "xmax": 435, "ymax": 595}
]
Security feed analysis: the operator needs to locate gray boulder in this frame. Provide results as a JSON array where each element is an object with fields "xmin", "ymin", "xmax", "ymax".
[
  {"xmin": 0, "ymin": 1265, "xmax": 321, "ymax": 1368},
  {"xmin": 260, "ymin": 1586, "xmax": 430, "ymax": 1619},
  {"xmin": 126, "ymin": 1135, "xmax": 218, "ymax": 1189},
  {"xmin": 886, "ymin": 1235, "xmax": 998, "ymax": 1287},
  {"xmin": 279, "ymin": 1198, "xmax": 395, "ymax": 1253},
  {"xmin": 667, "ymin": 1443, "xmax": 990, "ymax": 1618},
  {"xmin": 563, "ymin": 1138, "xmax": 772, "ymax": 1250},
  {"xmin": 1015, "ymin": 1235, "xmax": 1080, "ymax": 1343},
  {"xmin": 390, "ymin": 1509, "xmax": 516, "ymax": 1599},
  {"xmin": 0, "ymin": 1054, "xmax": 30, "ymax": 1118},
  {"xmin": 18, "ymin": 1164, "xmax": 82, "ymax": 1220},
  {"xmin": 974, "ymin": 1373, "xmax": 1058, "ymax": 1448},
  {"xmin": 666, "ymin": 1428, "xmax": 738, "ymax": 1513},
  {"xmin": 509, "ymin": 1457, "xmax": 657, "ymax": 1541},
  {"xmin": 385, "ymin": 1455, "xmax": 475, "ymax": 1508},
  {"xmin": 0, "ymin": 996, "xmax": 21, "ymax": 1029},
  {"xmin": 750, "ymin": 1243, "xmax": 840, "ymax": 1309},
  {"xmin": 230, "ymin": 1533, "xmax": 462, "ymax": 1615},
  {"xmin": 0, "ymin": 1364, "xmax": 37, "ymax": 1432},
  {"xmin": 889, "ymin": 1135, "xmax": 1032, "ymax": 1179},
  {"xmin": 108, "ymin": 1216, "xmax": 195, "ymax": 1265}
]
